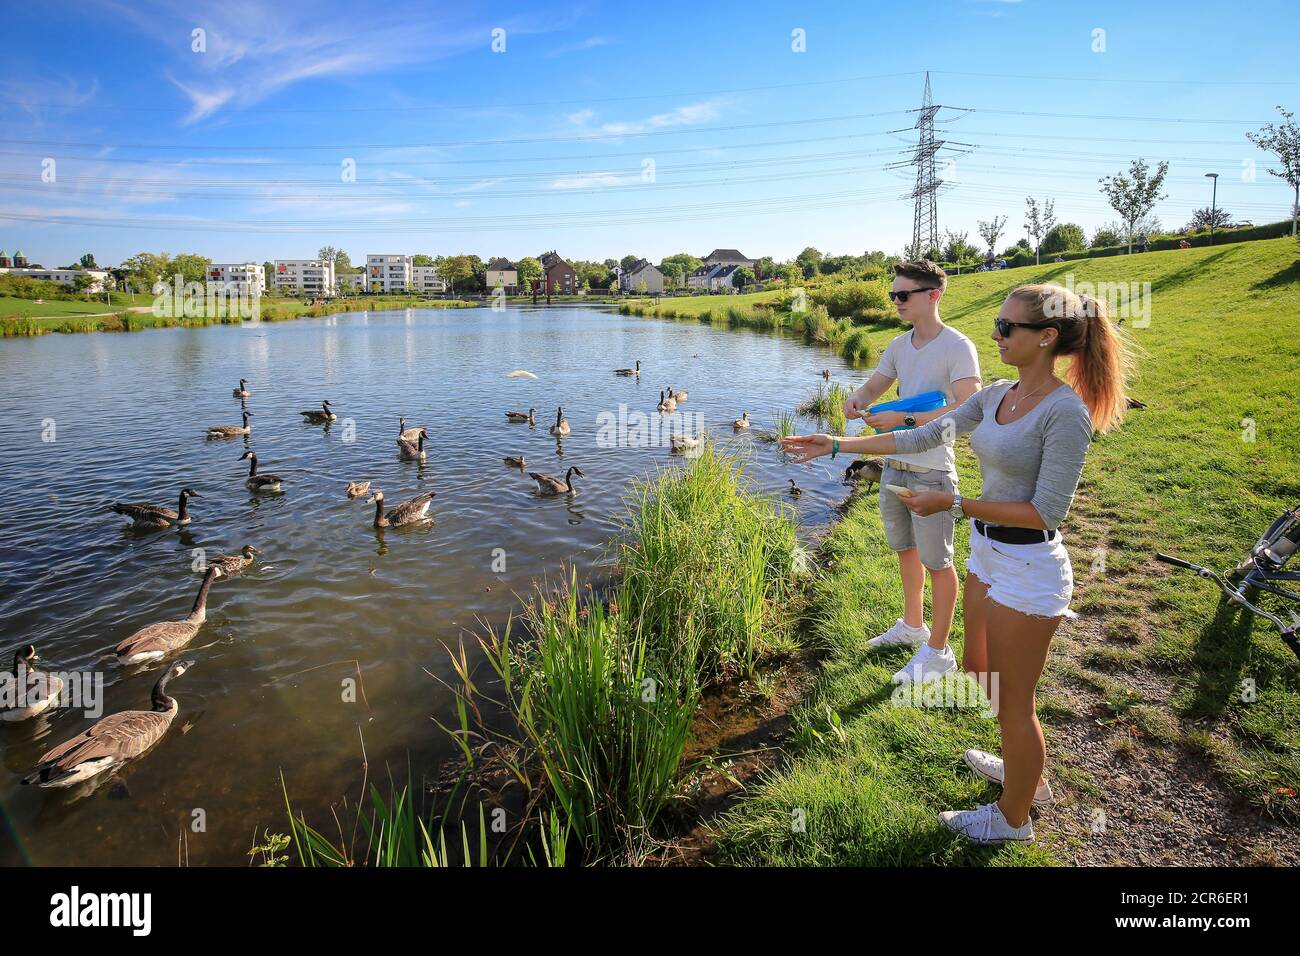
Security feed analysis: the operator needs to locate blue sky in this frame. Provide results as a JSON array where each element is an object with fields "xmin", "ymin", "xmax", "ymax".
[{"xmin": 0, "ymin": 0, "xmax": 1296, "ymax": 268}]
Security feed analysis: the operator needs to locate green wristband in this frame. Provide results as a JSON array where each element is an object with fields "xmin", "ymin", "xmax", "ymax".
[{"xmin": 831, "ymin": 437, "xmax": 839, "ymax": 459}]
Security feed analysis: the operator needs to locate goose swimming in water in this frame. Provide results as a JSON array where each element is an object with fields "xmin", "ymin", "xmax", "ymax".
[
  {"xmin": 21, "ymin": 659, "xmax": 195, "ymax": 788},
  {"xmin": 110, "ymin": 488, "xmax": 199, "ymax": 530},
  {"xmin": 614, "ymin": 360, "xmax": 641, "ymax": 376},
  {"xmin": 528, "ymin": 466, "xmax": 584, "ymax": 496},
  {"xmin": 668, "ymin": 385, "xmax": 688, "ymax": 403},
  {"xmin": 208, "ymin": 545, "xmax": 260, "ymax": 578},
  {"xmin": 397, "ymin": 428, "xmax": 428, "ymax": 461},
  {"xmin": 505, "ymin": 407, "xmax": 536, "ymax": 424},
  {"xmin": 300, "ymin": 400, "xmax": 336, "ymax": 423},
  {"xmin": 503, "ymin": 455, "xmax": 526, "ymax": 469},
  {"xmin": 233, "ymin": 378, "xmax": 251, "ymax": 398},
  {"xmin": 346, "ymin": 481, "xmax": 371, "ymax": 498},
  {"xmin": 657, "ymin": 390, "xmax": 677, "ymax": 413},
  {"xmin": 367, "ymin": 490, "xmax": 435, "ymax": 528},
  {"xmin": 398, "ymin": 417, "xmax": 425, "ymax": 443},
  {"xmin": 114, "ymin": 567, "xmax": 219, "ymax": 664},
  {"xmin": 549, "ymin": 407, "xmax": 570, "ymax": 437},
  {"xmin": 669, "ymin": 434, "xmax": 702, "ymax": 455},
  {"xmin": 733, "ymin": 412, "xmax": 750, "ymax": 430},
  {"xmin": 240, "ymin": 451, "xmax": 284, "ymax": 492},
  {"xmin": 207, "ymin": 410, "xmax": 253, "ymax": 439},
  {"xmin": 2, "ymin": 645, "xmax": 64, "ymax": 722}
]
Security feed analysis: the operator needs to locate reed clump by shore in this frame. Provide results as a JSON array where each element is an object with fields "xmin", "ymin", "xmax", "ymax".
[{"xmin": 283, "ymin": 444, "xmax": 803, "ymax": 866}]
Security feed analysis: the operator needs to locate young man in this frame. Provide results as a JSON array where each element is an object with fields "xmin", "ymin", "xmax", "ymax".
[{"xmin": 844, "ymin": 260, "xmax": 981, "ymax": 684}]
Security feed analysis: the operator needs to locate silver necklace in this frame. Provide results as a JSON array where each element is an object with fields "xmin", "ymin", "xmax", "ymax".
[{"xmin": 1009, "ymin": 379, "xmax": 1054, "ymax": 413}]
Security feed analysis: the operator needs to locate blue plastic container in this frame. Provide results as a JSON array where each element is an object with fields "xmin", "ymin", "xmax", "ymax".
[{"xmin": 867, "ymin": 389, "xmax": 947, "ymax": 433}]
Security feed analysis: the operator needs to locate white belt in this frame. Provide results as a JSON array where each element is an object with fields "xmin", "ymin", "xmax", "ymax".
[{"xmin": 885, "ymin": 459, "xmax": 937, "ymax": 475}]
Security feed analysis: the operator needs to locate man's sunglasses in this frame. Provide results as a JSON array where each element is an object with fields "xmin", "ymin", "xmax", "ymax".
[
  {"xmin": 995, "ymin": 317, "xmax": 1057, "ymax": 338},
  {"xmin": 888, "ymin": 287, "xmax": 937, "ymax": 303}
]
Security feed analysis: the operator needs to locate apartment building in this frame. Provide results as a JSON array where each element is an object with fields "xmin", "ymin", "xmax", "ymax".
[
  {"xmin": 335, "ymin": 272, "xmax": 365, "ymax": 292},
  {"xmin": 485, "ymin": 258, "xmax": 518, "ymax": 295},
  {"xmin": 273, "ymin": 259, "xmax": 336, "ymax": 296},
  {"xmin": 366, "ymin": 254, "xmax": 412, "ymax": 294},
  {"xmin": 619, "ymin": 259, "xmax": 665, "ymax": 294},
  {"xmin": 206, "ymin": 262, "xmax": 266, "ymax": 296},
  {"xmin": 411, "ymin": 265, "xmax": 446, "ymax": 295},
  {"xmin": 0, "ymin": 250, "xmax": 111, "ymax": 293}
]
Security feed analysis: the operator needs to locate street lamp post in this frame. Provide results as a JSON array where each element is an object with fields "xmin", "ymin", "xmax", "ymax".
[{"xmin": 1205, "ymin": 172, "xmax": 1219, "ymax": 245}]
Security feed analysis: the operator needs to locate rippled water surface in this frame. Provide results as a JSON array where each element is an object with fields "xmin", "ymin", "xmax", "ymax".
[{"xmin": 0, "ymin": 305, "xmax": 861, "ymax": 865}]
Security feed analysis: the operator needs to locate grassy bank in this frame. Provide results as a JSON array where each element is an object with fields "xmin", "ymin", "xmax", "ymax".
[
  {"xmin": 0, "ymin": 295, "xmax": 479, "ymax": 336},
  {"xmin": 715, "ymin": 236, "xmax": 1300, "ymax": 864}
]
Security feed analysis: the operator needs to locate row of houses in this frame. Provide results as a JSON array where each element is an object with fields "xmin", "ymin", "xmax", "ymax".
[
  {"xmin": 2, "ymin": 246, "xmax": 760, "ymax": 299},
  {"xmin": 0, "ymin": 250, "xmax": 112, "ymax": 293},
  {"xmin": 616, "ymin": 249, "xmax": 758, "ymax": 294}
]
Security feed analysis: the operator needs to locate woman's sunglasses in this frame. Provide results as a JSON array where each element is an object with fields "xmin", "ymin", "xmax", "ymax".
[
  {"xmin": 888, "ymin": 287, "xmax": 936, "ymax": 303},
  {"xmin": 995, "ymin": 317, "xmax": 1057, "ymax": 338}
]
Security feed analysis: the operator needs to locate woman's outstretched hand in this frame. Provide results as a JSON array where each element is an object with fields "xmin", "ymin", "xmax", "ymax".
[{"xmin": 780, "ymin": 433, "xmax": 834, "ymax": 463}]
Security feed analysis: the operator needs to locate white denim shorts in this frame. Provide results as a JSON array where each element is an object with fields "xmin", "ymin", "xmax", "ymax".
[{"xmin": 965, "ymin": 520, "xmax": 1075, "ymax": 619}]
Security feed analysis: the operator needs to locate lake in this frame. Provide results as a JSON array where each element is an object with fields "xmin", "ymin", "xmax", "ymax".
[{"xmin": 0, "ymin": 305, "xmax": 861, "ymax": 865}]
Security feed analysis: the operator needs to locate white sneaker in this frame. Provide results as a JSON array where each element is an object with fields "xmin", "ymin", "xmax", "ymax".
[
  {"xmin": 868, "ymin": 617, "xmax": 931, "ymax": 648},
  {"xmin": 939, "ymin": 802, "xmax": 1035, "ymax": 844},
  {"xmin": 890, "ymin": 643, "xmax": 956, "ymax": 685},
  {"xmin": 964, "ymin": 749, "xmax": 1055, "ymax": 806}
]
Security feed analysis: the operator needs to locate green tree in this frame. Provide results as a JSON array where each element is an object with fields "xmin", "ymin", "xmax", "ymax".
[
  {"xmin": 1090, "ymin": 226, "xmax": 1123, "ymax": 249},
  {"xmin": 1246, "ymin": 107, "xmax": 1300, "ymax": 238},
  {"xmin": 412, "ymin": 254, "xmax": 435, "ymax": 267},
  {"xmin": 977, "ymin": 216, "xmax": 1007, "ymax": 256},
  {"xmin": 1099, "ymin": 159, "xmax": 1170, "ymax": 253},
  {"xmin": 121, "ymin": 252, "xmax": 172, "ymax": 291},
  {"xmin": 795, "ymin": 246, "xmax": 823, "ymax": 278},
  {"xmin": 1040, "ymin": 222, "xmax": 1086, "ymax": 255},
  {"xmin": 732, "ymin": 266, "xmax": 754, "ymax": 290},
  {"xmin": 620, "ymin": 254, "xmax": 640, "ymax": 271},
  {"xmin": 1023, "ymin": 196, "xmax": 1056, "ymax": 265},
  {"xmin": 517, "ymin": 257, "xmax": 542, "ymax": 290},
  {"xmin": 438, "ymin": 255, "xmax": 475, "ymax": 294}
]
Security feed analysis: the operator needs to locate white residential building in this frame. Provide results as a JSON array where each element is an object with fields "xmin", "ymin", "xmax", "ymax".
[
  {"xmin": 273, "ymin": 259, "xmax": 336, "ymax": 296},
  {"xmin": 335, "ymin": 272, "xmax": 365, "ymax": 293},
  {"xmin": 0, "ymin": 265, "xmax": 111, "ymax": 293},
  {"xmin": 206, "ymin": 262, "xmax": 265, "ymax": 297},
  {"xmin": 619, "ymin": 259, "xmax": 665, "ymax": 294},
  {"xmin": 366, "ymin": 254, "xmax": 412, "ymax": 294},
  {"xmin": 411, "ymin": 265, "xmax": 446, "ymax": 295}
]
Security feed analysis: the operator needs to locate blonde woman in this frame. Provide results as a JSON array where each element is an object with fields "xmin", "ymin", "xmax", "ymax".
[{"xmin": 782, "ymin": 284, "xmax": 1130, "ymax": 843}]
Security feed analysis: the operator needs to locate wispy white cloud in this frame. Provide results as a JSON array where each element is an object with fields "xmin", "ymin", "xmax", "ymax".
[
  {"xmin": 0, "ymin": 75, "xmax": 100, "ymax": 125},
  {"xmin": 548, "ymin": 35, "xmax": 613, "ymax": 58},
  {"xmin": 565, "ymin": 99, "xmax": 726, "ymax": 137}
]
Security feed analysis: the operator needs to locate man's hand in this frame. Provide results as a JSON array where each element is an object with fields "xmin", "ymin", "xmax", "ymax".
[
  {"xmin": 864, "ymin": 410, "xmax": 907, "ymax": 431},
  {"xmin": 843, "ymin": 392, "xmax": 865, "ymax": 421},
  {"xmin": 901, "ymin": 490, "xmax": 954, "ymax": 517}
]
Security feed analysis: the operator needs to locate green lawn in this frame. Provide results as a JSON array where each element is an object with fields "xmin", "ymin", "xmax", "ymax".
[
  {"xmin": 0, "ymin": 292, "xmax": 151, "ymax": 318},
  {"xmin": 713, "ymin": 237, "xmax": 1300, "ymax": 864}
]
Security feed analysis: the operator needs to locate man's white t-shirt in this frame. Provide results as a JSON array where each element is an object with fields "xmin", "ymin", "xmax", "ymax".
[{"xmin": 874, "ymin": 324, "xmax": 980, "ymax": 474}]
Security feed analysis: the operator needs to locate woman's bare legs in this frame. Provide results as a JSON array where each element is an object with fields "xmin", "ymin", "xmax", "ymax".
[{"xmin": 985, "ymin": 601, "xmax": 1062, "ymax": 827}]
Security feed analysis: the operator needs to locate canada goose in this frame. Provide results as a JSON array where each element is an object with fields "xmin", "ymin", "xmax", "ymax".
[
  {"xmin": 110, "ymin": 488, "xmax": 199, "ymax": 530},
  {"xmin": 669, "ymin": 434, "xmax": 701, "ymax": 455},
  {"xmin": 506, "ymin": 407, "xmax": 537, "ymax": 424},
  {"xmin": 733, "ymin": 412, "xmax": 750, "ymax": 430},
  {"xmin": 300, "ymin": 400, "xmax": 336, "ymax": 423},
  {"xmin": 233, "ymin": 378, "xmax": 250, "ymax": 398},
  {"xmin": 397, "ymin": 428, "xmax": 428, "ymax": 461},
  {"xmin": 367, "ymin": 490, "xmax": 435, "ymax": 528},
  {"xmin": 669, "ymin": 385, "xmax": 688, "ymax": 403},
  {"xmin": 207, "ymin": 410, "xmax": 253, "ymax": 439},
  {"xmin": 21, "ymin": 659, "xmax": 195, "ymax": 788},
  {"xmin": 528, "ymin": 466, "xmax": 584, "ymax": 496},
  {"xmin": 239, "ymin": 451, "xmax": 284, "ymax": 492},
  {"xmin": 208, "ymin": 545, "xmax": 260, "ymax": 578},
  {"xmin": 346, "ymin": 481, "xmax": 371, "ymax": 498},
  {"xmin": 549, "ymin": 407, "xmax": 571, "ymax": 437},
  {"xmin": 657, "ymin": 390, "xmax": 677, "ymax": 413},
  {"xmin": 503, "ymin": 455, "xmax": 526, "ymax": 469},
  {"xmin": 398, "ymin": 417, "xmax": 424, "ymax": 443},
  {"xmin": 614, "ymin": 360, "xmax": 641, "ymax": 376},
  {"xmin": 1126, "ymin": 396, "xmax": 1147, "ymax": 410},
  {"xmin": 2, "ymin": 645, "xmax": 64, "ymax": 722},
  {"xmin": 788, "ymin": 478, "xmax": 803, "ymax": 499},
  {"xmin": 822, "ymin": 369, "xmax": 831, "ymax": 382},
  {"xmin": 115, "ymin": 567, "xmax": 219, "ymax": 664},
  {"xmin": 844, "ymin": 457, "xmax": 886, "ymax": 490}
]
